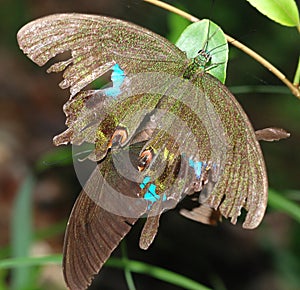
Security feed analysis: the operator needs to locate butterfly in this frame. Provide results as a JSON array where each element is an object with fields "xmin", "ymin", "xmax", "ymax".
[{"xmin": 17, "ymin": 13, "xmax": 282, "ymax": 289}]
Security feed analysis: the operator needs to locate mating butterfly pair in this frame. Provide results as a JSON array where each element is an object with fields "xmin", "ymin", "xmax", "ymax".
[{"xmin": 17, "ymin": 13, "xmax": 284, "ymax": 290}]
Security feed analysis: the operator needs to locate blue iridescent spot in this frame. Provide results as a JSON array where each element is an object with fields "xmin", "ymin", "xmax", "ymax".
[
  {"xmin": 194, "ymin": 161, "xmax": 203, "ymax": 179},
  {"xmin": 189, "ymin": 159, "xmax": 203, "ymax": 179},
  {"xmin": 144, "ymin": 184, "xmax": 159, "ymax": 203},
  {"xmin": 103, "ymin": 63, "xmax": 125, "ymax": 98},
  {"xmin": 140, "ymin": 176, "xmax": 151, "ymax": 189},
  {"xmin": 139, "ymin": 176, "xmax": 167, "ymax": 207}
]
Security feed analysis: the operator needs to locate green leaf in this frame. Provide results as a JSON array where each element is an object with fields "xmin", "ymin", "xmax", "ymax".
[
  {"xmin": 121, "ymin": 242, "xmax": 136, "ymax": 290},
  {"xmin": 246, "ymin": 0, "xmax": 300, "ymax": 27},
  {"xmin": 176, "ymin": 19, "xmax": 229, "ymax": 83},
  {"xmin": 0, "ymin": 269, "xmax": 9, "ymax": 290}
]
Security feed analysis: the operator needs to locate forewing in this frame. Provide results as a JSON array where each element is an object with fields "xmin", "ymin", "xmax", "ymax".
[
  {"xmin": 17, "ymin": 14, "xmax": 187, "ymax": 160},
  {"xmin": 17, "ymin": 13, "xmax": 186, "ymax": 96}
]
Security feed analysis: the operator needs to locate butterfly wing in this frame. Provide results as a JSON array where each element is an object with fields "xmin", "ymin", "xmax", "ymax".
[
  {"xmin": 179, "ymin": 201, "xmax": 222, "ymax": 226},
  {"xmin": 63, "ymin": 192, "xmax": 138, "ymax": 290},
  {"xmin": 139, "ymin": 71, "xmax": 267, "ymax": 229},
  {"xmin": 138, "ymin": 152, "xmax": 191, "ymax": 250},
  {"xmin": 193, "ymin": 72, "xmax": 268, "ymax": 228},
  {"xmin": 255, "ymin": 127, "xmax": 290, "ymax": 142},
  {"xmin": 63, "ymin": 143, "xmax": 148, "ymax": 290},
  {"xmin": 139, "ymin": 205, "xmax": 162, "ymax": 250},
  {"xmin": 17, "ymin": 13, "xmax": 186, "ymax": 96},
  {"xmin": 17, "ymin": 14, "xmax": 187, "ymax": 161},
  {"xmin": 137, "ymin": 73, "xmax": 222, "ymax": 195},
  {"xmin": 54, "ymin": 90, "xmax": 163, "ymax": 161}
]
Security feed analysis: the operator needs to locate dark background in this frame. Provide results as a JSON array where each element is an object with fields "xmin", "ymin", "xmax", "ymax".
[{"xmin": 0, "ymin": 0, "xmax": 299, "ymax": 290}]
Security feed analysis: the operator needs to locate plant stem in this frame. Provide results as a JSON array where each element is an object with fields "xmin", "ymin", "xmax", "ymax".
[{"xmin": 293, "ymin": 56, "xmax": 300, "ymax": 86}]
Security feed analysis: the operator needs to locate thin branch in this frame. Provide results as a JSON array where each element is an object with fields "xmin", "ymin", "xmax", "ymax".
[
  {"xmin": 144, "ymin": 0, "xmax": 199, "ymax": 22},
  {"xmin": 144, "ymin": 0, "xmax": 300, "ymax": 98},
  {"xmin": 294, "ymin": 56, "xmax": 300, "ymax": 86}
]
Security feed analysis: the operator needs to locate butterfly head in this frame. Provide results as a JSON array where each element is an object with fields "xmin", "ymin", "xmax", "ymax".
[{"xmin": 194, "ymin": 49, "xmax": 212, "ymax": 69}]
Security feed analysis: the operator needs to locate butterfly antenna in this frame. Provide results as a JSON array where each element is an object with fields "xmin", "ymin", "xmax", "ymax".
[
  {"xmin": 200, "ymin": 20, "xmax": 212, "ymax": 53},
  {"xmin": 200, "ymin": 0, "xmax": 218, "ymax": 52},
  {"xmin": 199, "ymin": 0, "xmax": 229, "ymax": 61}
]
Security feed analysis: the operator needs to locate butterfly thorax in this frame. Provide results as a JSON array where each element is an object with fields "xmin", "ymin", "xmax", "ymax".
[{"xmin": 183, "ymin": 50, "xmax": 211, "ymax": 79}]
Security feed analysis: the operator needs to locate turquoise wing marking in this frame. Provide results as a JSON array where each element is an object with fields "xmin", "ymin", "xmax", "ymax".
[
  {"xmin": 103, "ymin": 63, "xmax": 126, "ymax": 98},
  {"xmin": 140, "ymin": 176, "xmax": 167, "ymax": 207},
  {"xmin": 189, "ymin": 159, "xmax": 203, "ymax": 179},
  {"xmin": 140, "ymin": 176, "xmax": 151, "ymax": 189}
]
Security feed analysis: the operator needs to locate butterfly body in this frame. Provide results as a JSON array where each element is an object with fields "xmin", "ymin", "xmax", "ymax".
[{"xmin": 183, "ymin": 56, "xmax": 208, "ymax": 79}]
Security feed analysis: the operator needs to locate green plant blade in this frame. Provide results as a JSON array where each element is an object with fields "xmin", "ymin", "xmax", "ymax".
[
  {"xmin": 0, "ymin": 255, "xmax": 211, "ymax": 290},
  {"xmin": 268, "ymin": 189, "xmax": 300, "ymax": 223},
  {"xmin": 121, "ymin": 242, "xmax": 136, "ymax": 290},
  {"xmin": 0, "ymin": 255, "xmax": 62, "ymax": 269},
  {"xmin": 10, "ymin": 174, "xmax": 35, "ymax": 290},
  {"xmin": 246, "ymin": 0, "xmax": 300, "ymax": 27},
  {"xmin": 175, "ymin": 19, "xmax": 229, "ymax": 83},
  {"xmin": 35, "ymin": 146, "xmax": 73, "ymax": 171},
  {"xmin": 107, "ymin": 258, "xmax": 212, "ymax": 290}
]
